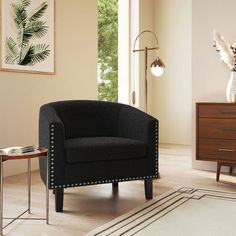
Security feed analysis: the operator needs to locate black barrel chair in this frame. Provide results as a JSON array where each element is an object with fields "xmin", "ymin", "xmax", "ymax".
[{"xmin": 39, "ymin": 100, "xmax": 159, "ymax": 212}]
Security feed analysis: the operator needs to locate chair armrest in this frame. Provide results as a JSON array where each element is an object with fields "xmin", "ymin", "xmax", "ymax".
[
  {"xmin": 118, "ymin": 105, "xmax": 159, "ymax": 176},
  {"xmin": 118, "ymin": 106, "xmax": 158, "ymax": 144},
  {"xmin": 39, "ymin": 105, "xmax": 65, "ymax": 188}
]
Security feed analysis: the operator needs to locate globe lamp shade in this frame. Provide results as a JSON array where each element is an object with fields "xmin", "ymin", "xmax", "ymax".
[{"xmin": 150, "ymin": 57, "xmax": 165, "ymax": 77}]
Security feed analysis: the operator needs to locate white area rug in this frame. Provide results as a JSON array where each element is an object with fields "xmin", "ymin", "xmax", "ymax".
[{"xmin": 85, "ymin": 187, "xmax": 236, "ymax": 236}]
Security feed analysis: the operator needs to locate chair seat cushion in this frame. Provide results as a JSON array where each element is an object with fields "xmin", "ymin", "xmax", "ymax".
[{"xmin": 65, "ymin": 137, "xmax": 147, "ymax": 163}]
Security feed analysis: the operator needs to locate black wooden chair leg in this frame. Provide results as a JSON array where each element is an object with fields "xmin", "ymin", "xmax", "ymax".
[
  {"xmin": 55, "ymin": 188, "xmax": 64, "ymax": 212},
  {"xmin": 112, "ymin": 182, "xmax": 118, "ymax": 188},
  {"xmin": 144, "ymin": 179, "xmax": 153, "ymax": 199}
]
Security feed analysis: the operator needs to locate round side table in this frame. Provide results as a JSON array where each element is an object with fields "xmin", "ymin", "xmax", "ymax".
[{"xmin": 0, "ymin": 147, "xmax": 48, "ymax": 236}]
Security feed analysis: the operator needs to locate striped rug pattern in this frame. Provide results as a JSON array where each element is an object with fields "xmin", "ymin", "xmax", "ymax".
[{"xmin": 85, "ymin": 187, "xmax": 236, "ymax": 236}]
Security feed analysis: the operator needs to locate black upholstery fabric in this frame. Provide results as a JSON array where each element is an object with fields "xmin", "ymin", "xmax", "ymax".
[
  {"xmin": 39, "ymin": 100, "xmax": 158, "ymax": 189},
  {"xmin": 65, "ymin": 137, "xmax": 147, "ymax": 163},
  {"xmin": 50, "ymin": 101, "xmax": 121, "ymax": 139}
]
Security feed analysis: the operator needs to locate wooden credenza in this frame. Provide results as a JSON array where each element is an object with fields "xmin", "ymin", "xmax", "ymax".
[{"xmin": 196, "ymin": 103, "xmax": 236, "ymax": 181}]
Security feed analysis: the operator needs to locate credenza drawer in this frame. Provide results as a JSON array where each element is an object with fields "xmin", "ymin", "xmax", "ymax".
[
  {"xmin": 199, "ymin": 118, "xmax": 236, "ymax": 139},
  {"xmin": 198, "ymin": 138, "xmax": 236, "ymax": 161},
  {"xmin": 198, "ymin": 104, "xmax": 236, "ymax": 118}
]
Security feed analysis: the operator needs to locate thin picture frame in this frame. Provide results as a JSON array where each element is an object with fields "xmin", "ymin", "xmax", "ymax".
[{"xmin": 0, "ymin": 0, "xmax": 55, "ymax": 75}]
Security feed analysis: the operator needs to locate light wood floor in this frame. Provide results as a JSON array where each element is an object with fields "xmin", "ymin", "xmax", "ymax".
[{"xmin": 2, "ymin": 145, "xmax": 236, "ymax": 236}]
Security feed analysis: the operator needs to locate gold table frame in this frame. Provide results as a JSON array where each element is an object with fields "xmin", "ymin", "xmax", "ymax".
[{"xmin": 0, "ymin": 147, "xmax": 49, "ymax": 235}]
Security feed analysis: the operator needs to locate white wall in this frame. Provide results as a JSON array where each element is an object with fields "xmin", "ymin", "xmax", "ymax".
[
  {"xmin": 0, "ymin": 0, "xmax": 98, "ymax": 176},
  {"xmin": 192, "ymin": 0, "xmax": 236, "ymax": 170},
  {"xmin": 151, "ymin": 0, "xmax": 192, "ymax": 145},
  {"xmin": 132, "ymin": 0, "xmax": 236, "ymax": 171},
  {"xmin": 130, "ymin": 0, "xmax": 155, "ymax": 110},
  {"xmin": 138, "ymin": 0, "xmax": 155, "ymax": 111}
]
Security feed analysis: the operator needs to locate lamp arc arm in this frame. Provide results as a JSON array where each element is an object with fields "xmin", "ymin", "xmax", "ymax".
[{"xmin": 133, "ymin": 30, "xmax": 159, "ymax": 52}]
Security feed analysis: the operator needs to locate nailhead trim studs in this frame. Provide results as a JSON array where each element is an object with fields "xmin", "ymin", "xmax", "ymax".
[
  {"xmin": 50, "ymin": 124, "xmax": 55, "ymax": 187},
  {"xmin": 51, "ymin": 174, "xmax": 159, "ymax": 189},
  {"xmin": 49, "ymin": 122, "xmax": 159, "ymax": 189},
  {"xmin": 155, "ymin": 121, "xmax": 159, "ymax": 176}
]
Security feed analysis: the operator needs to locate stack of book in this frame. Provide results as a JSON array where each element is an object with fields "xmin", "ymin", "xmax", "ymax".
[{"xmin": 0, "ymin": 146, "xmax": 37, "ymax": 155}]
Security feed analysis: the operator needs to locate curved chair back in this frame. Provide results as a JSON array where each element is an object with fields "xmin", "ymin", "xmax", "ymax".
[{"xmin": 48, "ymin": 100, "xmax": 123, "ymax": 138}]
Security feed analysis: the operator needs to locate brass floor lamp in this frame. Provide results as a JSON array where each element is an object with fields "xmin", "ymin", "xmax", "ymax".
[{"xmin": 133, "ymin": 30, "xmax": 165, "ymax": 112}]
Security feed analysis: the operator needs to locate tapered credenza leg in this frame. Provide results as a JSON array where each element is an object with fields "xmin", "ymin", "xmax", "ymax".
[{"xmin": 216, "ymin": 161, "xmax": 221, "ymax": 182}]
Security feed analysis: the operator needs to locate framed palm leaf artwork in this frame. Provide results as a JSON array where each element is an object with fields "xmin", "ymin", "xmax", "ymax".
[{"xmin": 1, "ymin": 0, "xmax": 55, "ymax": 74}]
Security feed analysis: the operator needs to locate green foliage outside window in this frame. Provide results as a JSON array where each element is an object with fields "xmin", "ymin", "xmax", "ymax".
[{"xmin": 98, "ymin": 0, "xmax": 118, "ymax": 102}]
